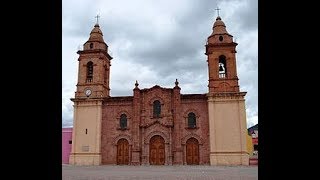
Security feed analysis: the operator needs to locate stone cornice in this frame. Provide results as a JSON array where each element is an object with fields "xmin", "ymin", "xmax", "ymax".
[
  {"xmin": 208, "ymin": 77, "xmax": 239, "ymax": 81},
  {"xmin": 205, "ymin": 42, "xmax": 237, "ymax": 48},
  {"xmin": 181, "ymin": 94, "xmax": 207, "ymax": 100},
  {"xmin": 76, "ymin": 83, "xmax": 110, "ymax": 89},
  {"xmin": 104, "ymin": 96, "xmax": 133, "ymax": 102},
  {"xmin": 205, "ymin": 43, "xmax": 237, "ymax": 55},
  {"xmin": 77, "ymin": 49, "xmax": 113, "ymax": 60},
  {"xmin": 71, "ymin": 97, "xmax": 104, "ymax": 102},
  {"xmin": 207, "ymin": 92, "xmax": 247, "ymax": 100}
]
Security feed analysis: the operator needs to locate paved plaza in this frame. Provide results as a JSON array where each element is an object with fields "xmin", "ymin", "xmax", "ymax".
[{"xmin": 62, "ymin": 164, "xmax": 258, "ymax": 180}]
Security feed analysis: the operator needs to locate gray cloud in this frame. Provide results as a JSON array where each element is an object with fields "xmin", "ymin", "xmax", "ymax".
[{"xmin": 62, "ymin": 0, "xmax": 258, "ymax": 129}]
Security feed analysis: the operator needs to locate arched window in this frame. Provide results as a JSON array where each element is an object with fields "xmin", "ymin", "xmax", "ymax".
[
  {"xmin": 219, "ymin": 36, "xmax": 223, "ymax": 41},
  {"xmin": 218, "ymin": 55, "xmax": 227, "ymax": 78},
  {"xmin": 188, "ymin": 112, "xmax": 196, "ymax": 128},
  {"xmin": 89, "ymin": 43, "xmax": 93, "ymax": 49},
  {"xmin": 153, "ymin": 100, "xmax": 161, "ymax": 118},
  {"xmin": 120, "ymin": 114, "xmax": 127, "ymax": 129},
  {"xmin": 86, "ymin": 61, "xmax": 93, "ymax": 82}
]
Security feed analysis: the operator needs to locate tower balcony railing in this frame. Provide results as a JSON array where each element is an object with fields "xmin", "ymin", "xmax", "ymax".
[
  {"xmin": 219, "ymin": 73, "xmax": 226, "ymax": 78},
  {"xmin": 86, "ymin": 78, "xmax": 93, "ymax": 83}
]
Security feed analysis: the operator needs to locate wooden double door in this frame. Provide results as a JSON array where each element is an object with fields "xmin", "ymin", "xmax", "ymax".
[
  {"xmin": 116, "ymin": 136, "xmax": 199, "ymax": 165},
  {"xmin": 186, "ymin": 138, "xmax": 199, "ymax": 165},
  {"xmin": 117, "ymin": 139, "xmax": 129, "ymax": 165},
  {"xmin": 149, "ymin": 135, "xmax": 165, "ymax": 165}
]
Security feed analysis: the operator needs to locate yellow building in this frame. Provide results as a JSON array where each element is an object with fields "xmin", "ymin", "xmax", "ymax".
[{"xmin": 246, "ymin": 134, "xmax": 253, "ymax": 156}]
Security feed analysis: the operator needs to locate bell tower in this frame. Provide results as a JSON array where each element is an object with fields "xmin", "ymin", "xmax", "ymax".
[
  {"xmin": 75, "ymin": 20, "xmax": 112, "ymax": 98},
  {"xmin": 206, "ymin": 15, "xmax": 249, "ymax": 165},
  {"xmin": 69, "ymin": 18, "xmax": 113, "ymax": 165},
  {"xmin": 206, "ymin": 16, "xmax": 239, "ymax": 93}
]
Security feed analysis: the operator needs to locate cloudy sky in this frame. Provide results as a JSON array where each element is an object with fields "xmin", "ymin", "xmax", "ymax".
[{"xmin": 62, "ymin": 0, "xmax": 258, "ymax": 128}]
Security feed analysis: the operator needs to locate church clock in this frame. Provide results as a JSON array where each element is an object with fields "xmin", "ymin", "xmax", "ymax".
[{"xmin": 85, "ymin": 89, "xmax": 92, "ymax": 96}]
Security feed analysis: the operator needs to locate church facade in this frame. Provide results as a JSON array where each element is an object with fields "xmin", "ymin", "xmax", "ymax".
[{"xmin": 69, "ymin": 15, "xmax": 249, "ymax": 166}]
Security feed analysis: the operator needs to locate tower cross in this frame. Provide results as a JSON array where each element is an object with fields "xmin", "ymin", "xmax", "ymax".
[
  {"xmin": 95, "ymin": 14, "xmax": 100, "ymax": 24},
  {"xmin": 215, "ymin": 7, "xmax": 221, "ymax": 16}
]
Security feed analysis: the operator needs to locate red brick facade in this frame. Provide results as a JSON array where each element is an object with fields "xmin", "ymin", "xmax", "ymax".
[
  {"xmin": 101, "ymin": 85, "xmax": 210, "ymax": 165},
  {"xmin": 72, "ymin": 16, "xmax": 248, "ymax": 166}
]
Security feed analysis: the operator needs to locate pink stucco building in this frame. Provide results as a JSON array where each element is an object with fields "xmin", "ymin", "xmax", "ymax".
[{"xmin": 62, "ymin": 128, "xmax": 73, "ymax": 164}]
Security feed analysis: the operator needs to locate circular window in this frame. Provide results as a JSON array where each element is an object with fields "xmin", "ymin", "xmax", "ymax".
[{"xmin": 219, "ymin": 36, "xmax": 223, "ymax": 41}]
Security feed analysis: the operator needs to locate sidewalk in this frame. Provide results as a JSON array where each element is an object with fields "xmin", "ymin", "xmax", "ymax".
[{"xmin": 63, "ymin": 165, "xmax": 258, "ymax": 180}]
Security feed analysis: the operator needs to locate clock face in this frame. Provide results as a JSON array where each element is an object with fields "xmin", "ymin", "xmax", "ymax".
[{"xmin": 85, "ymin": 89, "xmax": 92, "ymax": 96}]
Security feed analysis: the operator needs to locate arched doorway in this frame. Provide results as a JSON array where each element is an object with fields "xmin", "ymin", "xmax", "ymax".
[
  {"xmin": 117, "ymin": 138, "xmax": 129, "ymax": 165},
  {"xmin": 186, "ymin": 138, "xmax": 199, "ymax": 165},
  {"xmin": 149, "ymin": 135, "xmax": 165, "ymax": 165}
]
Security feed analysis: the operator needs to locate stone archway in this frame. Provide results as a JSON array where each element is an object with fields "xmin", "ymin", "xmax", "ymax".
[
  {"xmin": 149, "ymin": 135, "xmax": 165, "ymax": 165},
  {"xmin": 117, "ymin": 138, "xmax": 129, "ymax": 165}
]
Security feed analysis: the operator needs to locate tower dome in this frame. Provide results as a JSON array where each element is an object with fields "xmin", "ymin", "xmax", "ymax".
[
  {"xmin": 211, "ymin": 16, "xmax": 230, "ymax": 36},
  {"xmin": 207, "ymin": 16, "xmax": 234, "ymax": 44},
  {"xmin": 88, "ymin": 24, "xmax": 105, "ymax": 43},
  {"xmin": 82, "ymin": 23, "xmax": 109, "ymax": 51}
]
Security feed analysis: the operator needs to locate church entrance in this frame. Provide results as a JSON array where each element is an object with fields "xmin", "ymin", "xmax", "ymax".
[
  {"xmin": 149, "ymin": 135, "xmax": 165, "ymax": 165},
  {"xmin": 186, "ymin": 138, "xmax": 199, "ymax": 165},
  {"xmin": 117, "ymin": 138, "xmax": 129, "ymax": 165}
]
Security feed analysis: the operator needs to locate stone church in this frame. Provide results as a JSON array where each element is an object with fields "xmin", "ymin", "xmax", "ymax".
[{"xmin": 69, "ymin": 15, "xmax": 249, "ymax": 166}]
